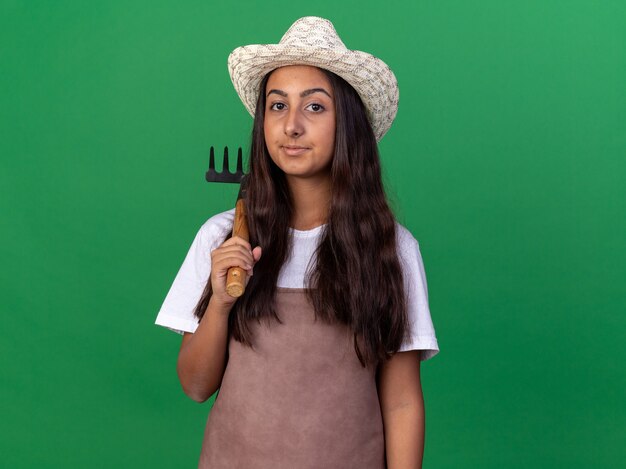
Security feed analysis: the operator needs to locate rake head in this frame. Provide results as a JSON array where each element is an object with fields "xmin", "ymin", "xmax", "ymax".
[{"xmin": 205, "ymin": 146, "xmax": 246, "ymax": 184}]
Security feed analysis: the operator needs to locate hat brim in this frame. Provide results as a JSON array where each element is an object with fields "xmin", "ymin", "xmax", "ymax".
[{"xmin": 228, "ymin": 44, "xmax": 399, "ymax": 142}]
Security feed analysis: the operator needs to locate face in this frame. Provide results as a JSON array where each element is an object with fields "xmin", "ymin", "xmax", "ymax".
[{"xmin": 263, "ymin": 65, "xmax": 336, "ymax": 184}]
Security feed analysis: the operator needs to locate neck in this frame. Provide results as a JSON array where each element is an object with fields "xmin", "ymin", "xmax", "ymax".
[{"xmin": 287, "ymin": 175, "xmax": 331, "ymax": 231}]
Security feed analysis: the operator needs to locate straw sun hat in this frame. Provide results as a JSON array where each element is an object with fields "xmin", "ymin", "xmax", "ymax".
[{"xmin": 227, "ymin": 16, "xmax": 399, "ymax": 142}]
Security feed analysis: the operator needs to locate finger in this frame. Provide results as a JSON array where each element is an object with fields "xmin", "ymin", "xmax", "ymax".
[
  {"xmin": 212, "ymin": 255, "xmax": 253, "ymax": 273},
  {"xmin": 212, "ymin": 254, "xmax": 254, "ymax": 274},
  {"xmin": 214, "ymin": 244, "xmax": 253, "ymax": 256},
  {"xmin": 212, "ymin": 245, "xmax": 255, "ymax": 263},
  {"xmin": 221, "ymin": 236, "xmax": 252, "ymax": 251},
  {"xmin": 213, "ymin": 259, "xmax": 252, "ymax": 278}
]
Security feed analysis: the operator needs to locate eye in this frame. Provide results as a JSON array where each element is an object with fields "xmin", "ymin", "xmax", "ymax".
[
  {"xmin": 269, "ymin": 102, "xmax": 286, "ymax": 111},
  {"xmin": 306, "ymin": 103, "xmax": 325, "ymax": 112}
]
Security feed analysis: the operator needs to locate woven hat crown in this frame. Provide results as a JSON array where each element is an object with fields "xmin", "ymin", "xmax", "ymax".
[
  {"xmin": 228, "ymin": 16, "xmax": 399, "ymax": 141},
  {"xmin": 278, "ymin": 16, "xmax": 348, "ymax": 50}
]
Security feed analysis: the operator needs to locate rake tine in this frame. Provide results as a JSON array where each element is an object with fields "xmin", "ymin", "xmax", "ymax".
[
  {"xmin": 236, "ymin": 147, "xmax": 243, "ymax": 175},
  {"xmin": 222, "ymin": 146, "xmax": 229, "ymax": 176},
  {"xmin": 208, "ymin": 146, "xmax": 215, "ymax": 172}
]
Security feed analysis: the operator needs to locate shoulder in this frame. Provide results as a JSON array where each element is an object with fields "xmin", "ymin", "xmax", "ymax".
[
  {"xmin": 395, "ymin": 222, "xmax": 421, "ymax": 258},
  {"xmin": 196, "ymin": 208, "xmax": 235, "ymax": 250},
  {"xmin": 394, "ymin": 222, "xmax": 427, "ymax": 279}
]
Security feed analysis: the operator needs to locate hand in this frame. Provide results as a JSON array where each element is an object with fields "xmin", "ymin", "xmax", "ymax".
[{"xmin": 209, "ymin": 236, "xmax": 262, "ymax": 312}]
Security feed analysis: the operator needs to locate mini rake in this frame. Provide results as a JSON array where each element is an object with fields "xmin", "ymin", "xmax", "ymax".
[{"xmin": 205, "ymin": 146, "xmax": 249, "ymax": 298}]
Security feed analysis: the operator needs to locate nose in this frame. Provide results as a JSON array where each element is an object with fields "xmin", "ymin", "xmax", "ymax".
[{"xmin": 284, "ymin": 107, "xmax": 304, "ymax": 138}]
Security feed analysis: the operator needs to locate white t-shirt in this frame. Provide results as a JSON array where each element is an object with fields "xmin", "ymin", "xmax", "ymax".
[{"xmin": 155, "ymin": 209, "xmax": 440, "ymax": 361}]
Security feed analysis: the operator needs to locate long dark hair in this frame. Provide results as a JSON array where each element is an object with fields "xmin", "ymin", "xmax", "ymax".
[{"xmin": 193, "ymin": 68, "xmax": 408, "ymax": 368}]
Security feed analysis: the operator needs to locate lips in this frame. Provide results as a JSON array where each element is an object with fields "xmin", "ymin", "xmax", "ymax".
[{"xmin": 282, "ymin": 145, "xmax": 310, "ymax": 156}]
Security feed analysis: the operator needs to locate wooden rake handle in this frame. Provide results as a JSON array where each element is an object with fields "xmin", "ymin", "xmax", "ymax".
[{"xmin": 226, "ymin": 198, "xmax": 248, "ymax": 297}]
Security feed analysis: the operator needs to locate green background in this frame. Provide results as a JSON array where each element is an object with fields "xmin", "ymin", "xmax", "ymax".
[{"xmin": 1, "ymin": 1, "xmax": 624, "ymax": 467}]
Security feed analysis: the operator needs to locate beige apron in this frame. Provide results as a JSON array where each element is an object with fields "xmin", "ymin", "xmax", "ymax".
[{"xmin": 198, "ymin": 288, "xmax": 385, "ymax": 468}]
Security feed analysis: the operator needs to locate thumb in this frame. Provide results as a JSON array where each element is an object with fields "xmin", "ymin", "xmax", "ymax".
[{"xmin": 252, "ymin": 246, "xmax": 262, "ymax": 262}]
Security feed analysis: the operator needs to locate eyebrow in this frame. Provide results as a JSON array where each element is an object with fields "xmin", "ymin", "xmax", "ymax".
[{"xmin": 266, "ymin": 88, "xmax": 332, "ymax": 99}]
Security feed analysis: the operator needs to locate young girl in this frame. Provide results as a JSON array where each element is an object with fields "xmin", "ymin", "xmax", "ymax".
[{"xmin": 156, "ymin": 16, "xmax": 439, "ymax": 469}]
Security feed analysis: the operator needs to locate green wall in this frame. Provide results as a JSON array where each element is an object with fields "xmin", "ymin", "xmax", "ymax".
[{"xmin": 1, "ymin": 1, "xmax": 624, "ymax": 467}]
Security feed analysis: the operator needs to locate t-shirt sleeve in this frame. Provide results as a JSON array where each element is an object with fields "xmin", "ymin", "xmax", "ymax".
[
  {"xmin": 396, "ymin": 227, "xmax": 440, "ymax": 361},
  {"xmin": 154, "ymin": 210, "xmax": 233, "ymax": 335}
]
